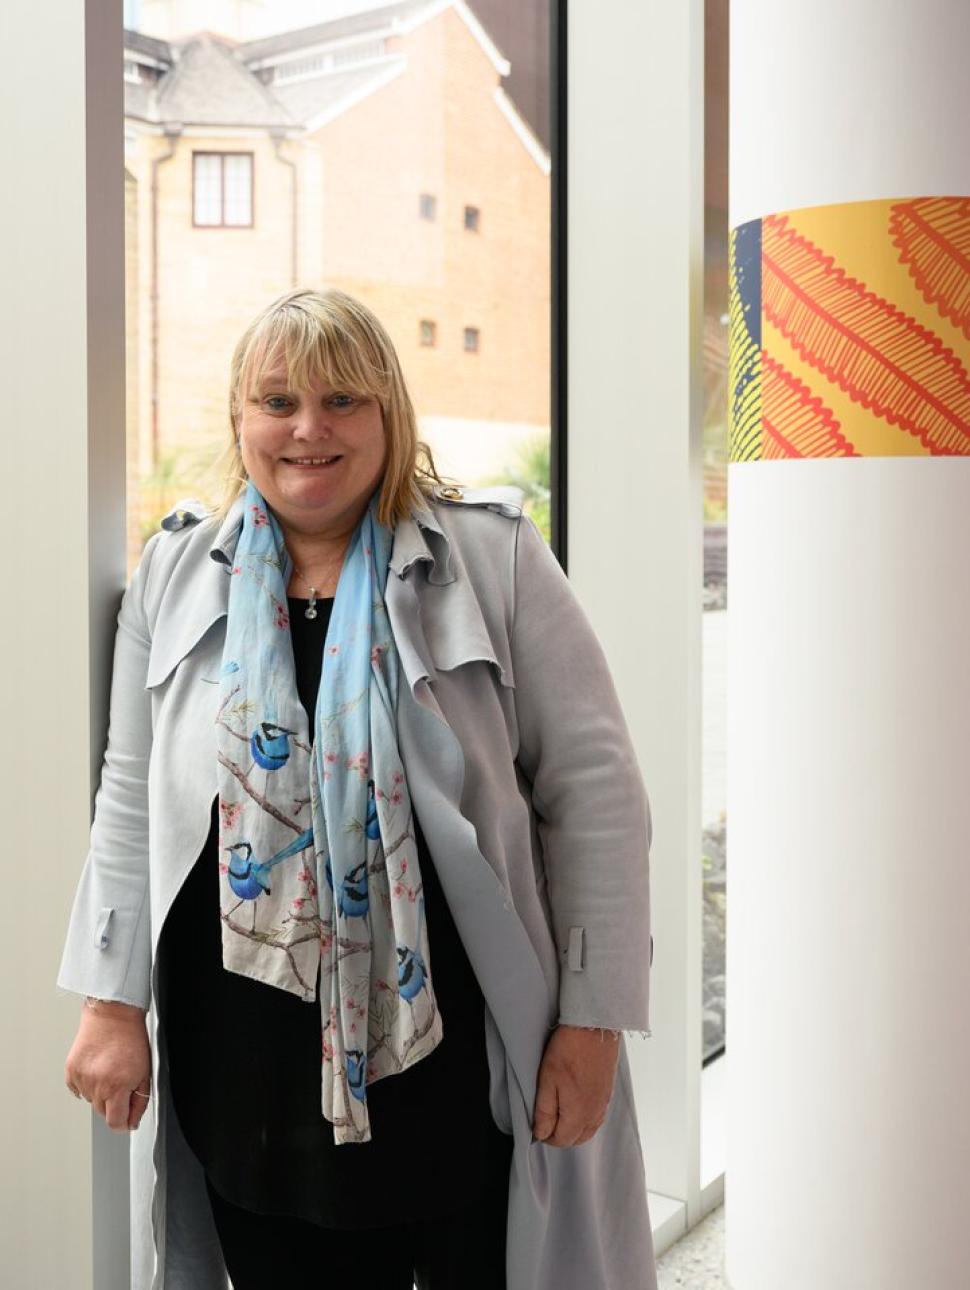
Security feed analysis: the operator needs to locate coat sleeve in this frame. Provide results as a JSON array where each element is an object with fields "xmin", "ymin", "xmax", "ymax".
[
  {"xmin": 55, "ymin": 532, "xmax": 164, "ymax": 1012},
  {"xmin": 510, "ymin": 514, "xmax": 653, "ymax": 1035}
]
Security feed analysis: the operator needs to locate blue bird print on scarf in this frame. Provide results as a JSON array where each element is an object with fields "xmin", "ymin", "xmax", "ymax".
[
  {"xmin": 345, "ymin": 1048, "xmax": 368, "ymax": 1102},
  {"xmin": 335, "ymin": 858, "xmax": 369, "ymax": 920},
  {"xmin": 397, "ymin": 895, "xmax": 431, "ymax": 1011},
  {"xmin": 319, "ymin": 778, "xmax": 381, "ymax": 919},
  {"xmin": 250, "ymin": 720, "xmax": 298, "ymax": 771},
  {"xmin": 224, "ymin": 827, "xmax": 314, "ymax": 930},
  {"xmin": 365, "ymin": 780, "xmax": 381, "ymax": 840}
]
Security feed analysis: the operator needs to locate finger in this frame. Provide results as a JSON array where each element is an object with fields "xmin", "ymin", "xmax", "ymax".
[
  {"xmin": 570, "ymin": 1118, "xmax": 605, "ymax": 1147},
  {"xmin": 532, "ymin": 1077, "xmax": 559, "ymax": 1142},
  {"xmin": 128, "ymin": 1084, "xmax": 151, "ymax": 1130},
  {"xmin": 546, "ymin": 1107, "xmax": 585, "ymax": 1148},
  {"xmin": 104, "ymin": 1087, "xmax": 132, "ymax": 1132}
]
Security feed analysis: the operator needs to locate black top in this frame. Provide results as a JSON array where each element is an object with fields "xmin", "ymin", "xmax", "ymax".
[{"xmin": 157, "ymin": 594, "xmax": 512, "ymax": 1228}]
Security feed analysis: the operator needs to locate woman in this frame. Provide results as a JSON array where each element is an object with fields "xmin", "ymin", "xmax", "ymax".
[{"xmin": 58, "ymin": 288, "xmax": 657, "ymax": 1290}]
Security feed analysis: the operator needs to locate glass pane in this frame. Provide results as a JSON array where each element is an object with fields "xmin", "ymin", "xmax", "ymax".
[
  {"xmin": 223, "ymin": 154, "xmax": 252, "ymax": 226},
  {"xmin": 193, "ymin": 153, "xmax": 223, "ymax": 225}
]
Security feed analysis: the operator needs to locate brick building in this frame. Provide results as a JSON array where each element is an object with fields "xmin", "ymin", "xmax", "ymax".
[{"xmin": 123, "ymin": 0, "xmax": 551, "ymax": 552}]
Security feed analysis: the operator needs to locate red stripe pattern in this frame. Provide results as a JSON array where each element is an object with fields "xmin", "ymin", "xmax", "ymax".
[
  {"xmin": 761, "ymin": 353, "xmax": 858, "ymax": 458},
  {"xmin": 890, "ymin": 198, "xmax": 970, "ymax": 342},
  {"xmin": 763, "ymin": 213, "xmax": 970, "ymax": 455}
]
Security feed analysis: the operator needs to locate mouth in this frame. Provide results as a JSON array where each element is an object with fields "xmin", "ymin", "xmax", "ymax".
[{"xmin": 282, "ymin": 456, "xmax": 343, "ymax": 470}]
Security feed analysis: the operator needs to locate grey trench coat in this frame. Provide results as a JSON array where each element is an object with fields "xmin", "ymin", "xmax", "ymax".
[{"xmin": 56, "ymin": 482, "xmax": 658, "ymax": 1290}]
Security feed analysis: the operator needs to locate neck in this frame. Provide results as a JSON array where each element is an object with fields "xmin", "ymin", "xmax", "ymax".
[
  {"xmin": 279, "ymin": 520, "xmax": 355, "ymax": 598},
  {"xmin": 282, "ymin": 526, "xmax": 352, "ymax": 570}
]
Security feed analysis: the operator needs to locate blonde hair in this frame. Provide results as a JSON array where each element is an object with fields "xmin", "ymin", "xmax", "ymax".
[{"xmin": 208, "ymin": 286, "xmax": 460, "ymax": 527}]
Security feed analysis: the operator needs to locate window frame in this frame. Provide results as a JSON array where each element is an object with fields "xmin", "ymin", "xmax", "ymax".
[{"xmin": 191, "ymin": 151, "xmax": 255, "ymax": 229}]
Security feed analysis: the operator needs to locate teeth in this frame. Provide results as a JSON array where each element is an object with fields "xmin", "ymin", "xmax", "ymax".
[{"xmin": 288, "ymin": 457, "xmax": 338, "ymax": 464}]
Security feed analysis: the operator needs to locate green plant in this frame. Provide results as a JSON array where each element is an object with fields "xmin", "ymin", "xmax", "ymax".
[
  {"xmin": 136, "ymin": 443, "xmax": 219, "ymax": 544},
  {"xmin": 477, "ymin": 432, "xmax": 552, "ymax": 545}
]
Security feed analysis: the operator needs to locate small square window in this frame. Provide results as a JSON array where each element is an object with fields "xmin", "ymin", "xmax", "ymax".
[
  {"xmin": 464, "ymin": 205, "xmax": 480, "ymax": 231},
  {"xmin": 463, "ymin": 327, "xmax": 479, "ymax": 353},
  {"xmin": 419, "ymin": 193, "xmax": 436, "ymax": 220},
  {"xmin": 193, "ymin": 152, "xmax": 253, "ymax": 227},
  {"xmin": 420, "ymin": 319, "xmax": 437, "ymax": 347}
]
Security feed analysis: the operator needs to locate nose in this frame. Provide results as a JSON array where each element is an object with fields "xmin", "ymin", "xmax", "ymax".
[{"xmin": 290, "ymin": 404, "xmax": 338, "ymax": 443}]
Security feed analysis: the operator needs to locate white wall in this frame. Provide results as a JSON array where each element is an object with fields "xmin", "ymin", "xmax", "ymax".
[{"xmin": 0, "ymin": 2, "xmax": 129, "ymax": 1287}]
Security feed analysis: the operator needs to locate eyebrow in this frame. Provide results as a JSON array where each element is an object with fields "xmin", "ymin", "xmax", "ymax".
[{"xmin": 255, "ymin": 379, "xmax": 355, "ymax": 398}]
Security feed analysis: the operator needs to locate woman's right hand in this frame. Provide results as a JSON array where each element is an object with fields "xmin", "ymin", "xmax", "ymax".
[{"xmin": 64, "ymin": 1002, "xmax": 152, "ymax": 1132}]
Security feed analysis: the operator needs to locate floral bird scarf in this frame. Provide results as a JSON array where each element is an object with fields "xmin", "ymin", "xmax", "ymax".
[{"xmin": 215, "ymin": 479, "xmax": 443, "ymax": 1144}]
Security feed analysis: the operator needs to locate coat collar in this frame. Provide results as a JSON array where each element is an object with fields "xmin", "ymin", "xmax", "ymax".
[
  {"xmin": 207, "ymin": 490, "xmax": 456, "ymax": 586},
  {"xmin": 145, "ymin": 485, "xmax": 511, "ymax": 725},
  {"xmin": 144, "ymin": 489, "xmax": 458, "ymax": 690}
]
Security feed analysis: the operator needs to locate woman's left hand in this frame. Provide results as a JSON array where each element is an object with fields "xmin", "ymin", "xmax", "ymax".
[{"xmin": 531, "ymin": 1024, "xmax": 621, "ymax": 1147}]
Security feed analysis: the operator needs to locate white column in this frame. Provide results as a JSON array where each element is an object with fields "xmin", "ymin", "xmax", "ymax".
[
  {"xmin": 0, "ymin": 2, "xmax": 129, "ymax": 1288},
  {"xmin": 728, "ymin": 3, "xmax": 970, "ymax": 1286}
]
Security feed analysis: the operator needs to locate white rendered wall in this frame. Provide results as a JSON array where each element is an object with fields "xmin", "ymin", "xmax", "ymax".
[
  {"xmin": 0, "ymin": 2, "xmax": 130, "ymax": 1288},
  {"xmin": 728, "ymin": 3, "xmax": 970, "ymax": 1286}
]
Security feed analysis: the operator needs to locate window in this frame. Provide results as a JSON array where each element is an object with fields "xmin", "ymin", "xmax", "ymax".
[
  {"xmin": 275, "ymin": 52, "xmax": 331, "ymax": 82},
  {"xmin": 420, "ymin": 319, "xmax": 437, "ymax": 347},
  {"xmin": 419, "ymin": 192, "xmax": 437, "ymax": 221},
  {"xmin": 464, "ymin": 327, "xmax": 479, "ymax": 353},
  {"xmin": 273, "ymin": 40, "xmax": 386, "ymax": 83},
  {"xmin": 333, "ymin": 39, "xmax": 385, "ymax": 68},
  {"xmin": 464, "ymin": 205, "xmax": 480, "ymax": 231},
  {"xmin": 193, "ymin": 153, "xmax": 254, "ymax": 227}
]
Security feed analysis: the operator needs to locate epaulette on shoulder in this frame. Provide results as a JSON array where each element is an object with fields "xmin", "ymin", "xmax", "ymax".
[
  {"xmin": 159, "ymin": 497, "xmax": 213, "ymax": 532},
  {"xmin": 431, "ymin": 483, "xmax": 525, "ymax": 517}
]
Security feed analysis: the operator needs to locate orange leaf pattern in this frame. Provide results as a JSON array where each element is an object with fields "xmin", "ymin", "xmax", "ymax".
[
  {"xmin": 890, "ymin": 198, "xmax": 970, "ymax": 341},
  {"xmin": 761, "ymin": 353, "xmax": 858, "ymax": 458},
  {"xmin": 729, "ymin": 197, "xmax": 970, "ymax": 460}
]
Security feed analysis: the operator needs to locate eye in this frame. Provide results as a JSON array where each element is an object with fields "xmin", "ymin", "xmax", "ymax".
[
  {"xmin": 331, "ymin": 394, "xmax": 355, "ymax": 408},
  {"xmin": 264, "ymin": 396, "xmax": 292, "ymax": 411}
]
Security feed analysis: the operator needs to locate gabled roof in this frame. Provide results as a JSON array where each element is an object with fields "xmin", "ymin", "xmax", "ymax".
[
  {"xmin": 128, "ymin": 33, "xmax": 295, "ymax": 128},
  {"xmin": 269, "ymin": 61, "xmax": 406, "ymax": 131},
  {"xmin": 238, "ymin": 0, "xmax": 432, "ymax": 65},
  {"xmin": 124, "ymin": 28, "xmax": 172, "ymax": 66},
  {"xmin": 120, "ymin": 2, "xmax": 542, "ymax": 173},
  {"xmin": 239, "ymin": 0, "xmax": 509, "ymax": 79}
]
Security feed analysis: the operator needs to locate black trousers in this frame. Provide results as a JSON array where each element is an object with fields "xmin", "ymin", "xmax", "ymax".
[{"xmin": 203, "ymin": 1167, "xmax": 510, "ymax": 1290}]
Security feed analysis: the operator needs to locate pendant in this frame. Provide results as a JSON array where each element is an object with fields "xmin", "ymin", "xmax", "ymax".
[{"xmin": 305, "ymin": 588, "xmax": 318, "ymax": 620}]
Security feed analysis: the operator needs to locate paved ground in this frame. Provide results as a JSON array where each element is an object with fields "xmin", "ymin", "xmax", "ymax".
[{"xmin": 657, "ymin": 1201, "xmax": 729, "ymax": 1287}]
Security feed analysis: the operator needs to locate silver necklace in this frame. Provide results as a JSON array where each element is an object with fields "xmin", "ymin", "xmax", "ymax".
[{"xmin": 288, "ymin": 562, "xmax": 324, "ymax": 620}]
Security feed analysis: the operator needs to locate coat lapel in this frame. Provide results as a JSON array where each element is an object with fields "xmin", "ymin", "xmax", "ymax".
[{"xmin": 145, "ymin": 491, "xmax": 512, "ymax": 703}]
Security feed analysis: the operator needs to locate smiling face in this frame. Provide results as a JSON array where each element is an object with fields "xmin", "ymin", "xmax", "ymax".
[{"xmin": 237, "ymin": 352, "xmax": 388, "ymax": 539}]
